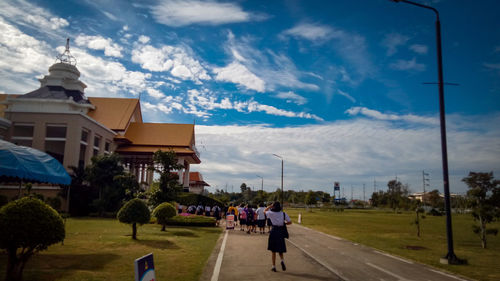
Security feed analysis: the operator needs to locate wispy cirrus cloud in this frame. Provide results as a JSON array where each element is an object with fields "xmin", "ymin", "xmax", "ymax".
[
  {"xmin": 213, "ymin": 61, "xmax": 265, "ymax": 92},
  {"xmin": 345, "ymin": 106, "xmax": 438, "ymax": 125},
  {"xmin": 275, "ymin": 91, "xmax": 307, "ymax": 105},
  {"xmin": 216, "ymin": 31, "xmax": 319, "ymax": 93},
  {"xmin": 337, "ymin": 90, "xmax": 356, "ymax": 103},
  {"xmin": 150, "ymin": 0, "xmax": 257, "ymax": 27},
  {"xmin": 389, "ymin": 57, "xmax": 426, "ymax": 72},
  {"xmin": 409, "ymin": 44, "xmax": 428, "ymax": 55},
  {"xmin": 0, "ymin": 0, "xmax": 68, "ymax": 33},
  {"xmin": 381, "ymin": 33, "xmax": 410, "ymax": 56},
  {"xmin": 280, "ymin": 22, "xmax": 335, "ymax": 42}
]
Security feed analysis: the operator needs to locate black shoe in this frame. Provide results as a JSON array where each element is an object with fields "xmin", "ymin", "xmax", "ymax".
[
  {"xmin": 271, "ymin": 267, "xmax": 277, "ymax": 272},
  {"xmin": 281, "ymin": 261, "xmax": 286, "ymax": 271}
]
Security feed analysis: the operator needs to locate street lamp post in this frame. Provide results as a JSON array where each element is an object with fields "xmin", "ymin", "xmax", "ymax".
[
  {"xmin": 256, "ymin": 175, "xmax": 264, "ymax": 191},
  {"xmin": 272, "ymin": 154, "xmax": 284, "ymax": 207},
  {"xmin": 391, "ymin": 0, "xmax": 463, "ymax": 265}
]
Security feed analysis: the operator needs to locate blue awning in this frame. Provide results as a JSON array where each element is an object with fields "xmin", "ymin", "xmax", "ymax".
[{"xmin": 0, "ymin": 140, "xmax": 71, "ymax": 185}]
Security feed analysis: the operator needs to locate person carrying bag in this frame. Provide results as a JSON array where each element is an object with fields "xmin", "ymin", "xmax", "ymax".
[{"xmin": 265, "ymin": 201, "xmax": 292, "ymax": 272}]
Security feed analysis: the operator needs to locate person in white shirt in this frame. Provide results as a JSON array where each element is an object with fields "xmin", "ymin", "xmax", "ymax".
[
  {"xmin": 255, "ymin": 203, "xmax": 267, "ymax": 234},
  {"xmin": 205, "ymin": 205, "xmax": 211, "ymax": 216},
  {"xmin": 265, "ymin": 201, "xmax": 291, "ymax": 272}
]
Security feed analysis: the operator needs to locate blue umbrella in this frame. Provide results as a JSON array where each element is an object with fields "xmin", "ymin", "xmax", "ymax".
[{"xmin": 0, "ymin": 139, "xmax": 71, "ymax": 185}]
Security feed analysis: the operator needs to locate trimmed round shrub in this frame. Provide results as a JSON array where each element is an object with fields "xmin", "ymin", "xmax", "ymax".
[
  {"xmin": 153, "ymin": 202, "xmax": 177, "ymax": 231},
  {"xmin": 0, "ymin": 197, "xmax": 65, "ymax": 281},
  {"xmin": 117, "ymin": 198, "xmax": 150, "ymax": 239}
]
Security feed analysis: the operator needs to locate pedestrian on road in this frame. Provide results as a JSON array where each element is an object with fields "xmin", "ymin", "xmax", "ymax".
[
  {"xmin": 256, "ymin": 203, "xmax": 266, "ymax": 234},
  {"xmin": 265, "ymin": 201, "xmax": 291, "ymax": 272},
  {"xmin": 205, "ymin": 205, "xmax": 211, "ymax": 216},
  {"xmin": 246, "ymin": 204, "xmax": 255, "ymax": 234},
  {"xmin": 239, "ymin": 203, "xmax": 247, "ymax": 231}
]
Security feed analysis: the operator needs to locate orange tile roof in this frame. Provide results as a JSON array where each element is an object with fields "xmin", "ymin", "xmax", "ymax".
[
  {"xmin": 115, "ymin": 146, "xmax": 194, "ymax": 154},
  {"xmin": 123, "ymin": 123, "xmax": 194, "ymax": 146},
  {"xmin": 87, "ymin": 97, "xmax": 140, "ymax": 131}
]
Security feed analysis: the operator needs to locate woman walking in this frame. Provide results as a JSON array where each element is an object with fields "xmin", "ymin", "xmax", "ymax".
[{"xmin": 265, "ymin": 201, "xmax": 291, "ymax": 272}]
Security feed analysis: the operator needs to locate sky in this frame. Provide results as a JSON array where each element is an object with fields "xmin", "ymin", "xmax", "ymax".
[{"xmin": 0, "ymin": 0, "xmax": 499, "ymax": 198}]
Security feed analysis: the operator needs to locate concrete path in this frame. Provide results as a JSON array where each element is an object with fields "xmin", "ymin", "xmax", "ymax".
[{"xmin": 201, "ymin": 222, "xmax": 470, "ymax": 281}]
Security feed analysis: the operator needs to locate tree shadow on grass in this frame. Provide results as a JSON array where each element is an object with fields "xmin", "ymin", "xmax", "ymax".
[
  {"xmin": 169, "ymin": 230, "xmax": 198, "ymax": 237},
  {"xmin": 136, "ymin": 239, "xmax": 180, "ymax": 250},
  {"xmin": 30, "ymin": 253, "xmax": 120, "ymax": 270}
]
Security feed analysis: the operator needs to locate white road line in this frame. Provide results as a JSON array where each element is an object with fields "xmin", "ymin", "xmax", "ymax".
[
  {"xmin": 366, "ymin": 262, "xmax": 411, "ymax": 281},
  {"xmin": 287, "ymin": 238, "xmax": 350, "ymax": 281},
  {"xmin": 373, "ymin": 250, "xmax": 414, "ymax": 264},
  {"xmin": 294, "ymin": 224, "xmax": 342, "ymax": 240},
  {"xmin": 210, "ymin": 230, "xmax": 228, "ymax": 281},
  {"xmin": 428, "ymin": 269, "xmax": 469, "ymax": 281}
]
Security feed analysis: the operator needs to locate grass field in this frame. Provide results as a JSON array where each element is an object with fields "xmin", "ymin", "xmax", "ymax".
[
  {"xmin": 286, "ymin": 208, "xmax": 500, "ymax": 281},
  {"xmin": 0, "ymin": 218, "xmax": 221, "ymax": 281}
]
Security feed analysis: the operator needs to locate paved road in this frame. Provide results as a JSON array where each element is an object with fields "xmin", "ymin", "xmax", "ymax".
[{"xmin": 201, "ymin": 222, "xmax": 470, "ymax": 281}]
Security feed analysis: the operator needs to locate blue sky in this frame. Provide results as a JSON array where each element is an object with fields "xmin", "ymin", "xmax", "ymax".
[{"xmin": 1, "ymin": 0, "xmax": 499, "ymax": 197}]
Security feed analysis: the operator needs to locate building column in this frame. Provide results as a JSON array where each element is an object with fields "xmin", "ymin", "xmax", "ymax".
[
  {"xmin": 140, "ymin": 163, "xmax": 146, "ymax": 183},
  {"xmin": 183, "ymin": 162, "xmax": 190, "ymax": 189},
  {"xmin": 177, "ymin": 158, "xmax": 184, "ymax": 185}
]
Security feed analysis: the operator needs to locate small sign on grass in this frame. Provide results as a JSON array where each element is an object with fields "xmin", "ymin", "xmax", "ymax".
[{"xmin": 135, "ymin": 253, "xmax": 156, "ymax": 281}]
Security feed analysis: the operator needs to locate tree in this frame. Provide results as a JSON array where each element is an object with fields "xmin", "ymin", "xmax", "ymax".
[
  {"xmin": 117, "ymin": 199, "xmax": 151, "ymax": 240},
  {"xmin": 153, "ymin": 202, "xmax": 177, "ymax": 231},
  {"xmin": 0, "ymin": 197, "xmax": 65, "ymax": 281},
  {"xmin": 462, "ymin": 172, "xmax": 500, "ymax": 249},
  {"xmin": 305, "ymin": 190, "xmax": 317, "ymax": 206},
  {"xmin": 149, "ymin": 150, "xmax": 184, "ymax": 205},
  {"xmin": 85, "ymin": 153, "xmax": 125, "ymax": 214},
  {"xmin": 387, "ymin": 180, "xmax": 403, "ymax": 212}
]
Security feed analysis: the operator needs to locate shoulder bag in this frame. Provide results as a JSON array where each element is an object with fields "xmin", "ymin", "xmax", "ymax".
[{"xmin": 283, "ymin": 212, "xmax": 289, "ymax": 239}]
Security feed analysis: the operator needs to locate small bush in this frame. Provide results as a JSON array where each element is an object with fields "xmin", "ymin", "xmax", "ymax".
[
  {"xmin": 166, "ymin": 215, "xmax": 216, "ymax": 227},
  {"xmin": 153, "ymin": 202, "xmax": 177, "ymax": 231},
  {"xmin": 117, "ymin": 199, "xmax": 151, "ymax": 239},
  {"xmin": 0, "ymin": 197, "xmax": 65, "ymax": 281},
  {"xmin": 427, "ymin": 208, "xmax": 443, "ymax": 216}
]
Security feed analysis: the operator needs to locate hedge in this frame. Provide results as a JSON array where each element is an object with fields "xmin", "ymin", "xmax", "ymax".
[
  {"xmin": 176, "ymin": 193, "xmax": 225, "ymax": 207},
  {"xmin": 165, "ymin": 215, "xmax": 216, "ymax": 227}
]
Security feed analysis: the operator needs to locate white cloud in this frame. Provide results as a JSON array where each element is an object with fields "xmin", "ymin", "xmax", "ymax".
[
  {"xmin": 484, "ymin": 63, "xmax": 500, "ymax": 70},
  {"xmin": 281, "ymin": 23, "xmax": 334, "ymax": 41},
  {"xmin": 75, "ymin": 35, "xmax": 123, "ymax": 58},
  {"xmin": 132, "ymin": 44, "xmax": 210, "ymax": 83},
  {"xmin": 138, "ymin": 35, "xmax": 150, "ymax": 44},
  {"xmin": 151, "ymin": 0, "xmax": 251, "ymax": 27},
  {"xmin": 381, "ymin": 33, "xmax": 410, "ymax": 56},
  {"xmin": 213, "ymin": 61, "xmax": 265, "ymax": 92},
  {"xmin": 0, "ymin": 17, "xmax": 54, "ymax": 75},
  {"xmin": 218, "ymin": 32, "xmax": 319, "ymax": 92},
  {"xmin": 0, "ymin": 0, "xmax": 69, "ymax": 32},
  {"xmin": 345, "ymin": 106, "xmax": 438, "ymax": 126},
  {"xmin": 196, "ymin": 114, "xmax": 500, "ymax": 195},
  {"xmin": 389, "ymin": 58, "xmax": 426, "ymax": 72},
  {"xmin": 275, "ymin": 91, "xmax": 307, "ymax": 105},
  {"xmin": 146, "ymin": 88, "xmax": 164, "ymax": 99},
  {"xmin": 337, "ymin": 90, "xmax": 356, "ymax": 103},
  {"xmin": 409, "ymin": 44, "xmax": 428, "ymax": 55}
]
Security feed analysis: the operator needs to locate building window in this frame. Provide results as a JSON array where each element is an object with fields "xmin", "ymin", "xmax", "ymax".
[
  {"xmin": 93, "ymin": 135, "xmax": 101, "ymax": 156},
  {"xmin": 45, "ymin": 124, "xmax": 66, "ymax": 164},
  {"xmin": 79, "ymin": 129, "xmax": 89, "ymax": 168},
  {"xmin": 104, "ymin": 140, "xmax": 111, "ymax": 154},
  {"xmin": 12, "ymin": 123, "xmax": 34, "ymax": 147}
]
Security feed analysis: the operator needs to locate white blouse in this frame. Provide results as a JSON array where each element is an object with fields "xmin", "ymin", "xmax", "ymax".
[{"xmin": 265, "ymin": 210, "xmax": 291, "ymax": 226}]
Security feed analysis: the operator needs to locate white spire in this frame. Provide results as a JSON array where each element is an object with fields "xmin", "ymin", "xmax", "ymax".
[{"xmin": 55, "ymin": 38, "xmax": 77, "ymax": 65}]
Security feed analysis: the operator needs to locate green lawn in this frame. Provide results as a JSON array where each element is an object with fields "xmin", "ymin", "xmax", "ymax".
[
  {"xmin": 0, "ymin": 218, "xmax": 221, "ymax": 281},
  {"xmin": 286, "ymin": 208, "xmax": 500, "ymax": 281}
]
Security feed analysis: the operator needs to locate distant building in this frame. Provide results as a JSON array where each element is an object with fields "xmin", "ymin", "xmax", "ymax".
[{"xmin": 0, "ymin": 40, "xmax": 202, "ymax": 206}]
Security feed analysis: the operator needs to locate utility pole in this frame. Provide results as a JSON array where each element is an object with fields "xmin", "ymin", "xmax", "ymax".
[
  {"xmin": 363, "ymin": 183, "xmax": 366, "ymax": 202},
  {"xmin": 422, "ymin": 170, "xmax": 430, "ymax": 208}
]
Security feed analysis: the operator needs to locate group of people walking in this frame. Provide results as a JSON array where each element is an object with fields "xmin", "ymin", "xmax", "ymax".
[{"xmin": 226, "ymin": 201, "xmax": 292, "ymax": 272}]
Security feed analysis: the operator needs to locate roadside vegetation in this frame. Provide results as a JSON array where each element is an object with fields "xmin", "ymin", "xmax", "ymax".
[
  {"xmin": 0, "ymin": 218, "xmax": 221, "ymax": 281},
  {"xmin": 286, "ymin": 208, "xmax": 500, "ymax": 281}
]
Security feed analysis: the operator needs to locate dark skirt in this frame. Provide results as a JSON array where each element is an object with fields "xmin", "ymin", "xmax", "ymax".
[
  {"xmin": 257, "ymin": 219, "xmax": 266, "ymax": 227},
  {"xmin": 267, "ymin": 218, "xmax": 272, "ymax": 226},
  {"xmin": 268, "ymin": 226, "xmax": 287, "ymax": 253},
  {"xmin": 205, "ymin": 211, "xmax": 211, "ymax": 216},
  {"xmin": 246, "ymin": 219, "xmax": 254, "ymax": 226}
]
